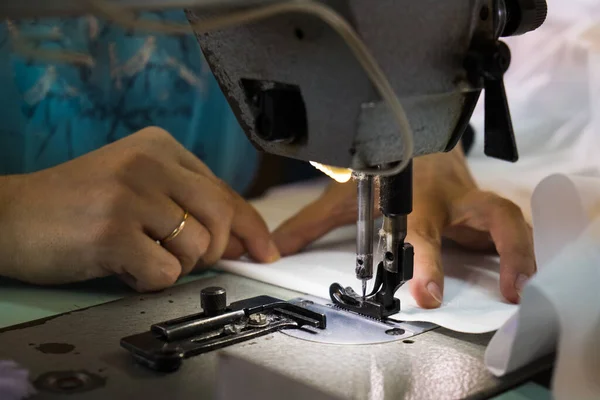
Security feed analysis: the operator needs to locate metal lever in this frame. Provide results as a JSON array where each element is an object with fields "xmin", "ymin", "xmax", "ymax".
[
  {"xmin": 482, "ymin": 42, "xmax": 518, "ymax": 162},
  {"xmin": 466, "ymin": 40, "xmax": 519, "ymax": 163}
]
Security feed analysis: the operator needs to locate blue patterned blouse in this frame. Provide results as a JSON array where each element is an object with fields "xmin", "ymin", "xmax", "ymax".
[{"xmin": 0, "ymin": 11, "xmax": 259, "ymax": 194}]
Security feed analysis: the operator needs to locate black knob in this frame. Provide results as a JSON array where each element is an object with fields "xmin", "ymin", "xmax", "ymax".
[
  {"xmin": 200, "ymin": 287, "xmax": 227, "ymax": 317},
  {"xmin": 501, "ymin": 0, "xmax": 548, "ymax": 37},
  {"xmin": 255, "ymin": 86, "xmax": 307, "ymax": 144}
]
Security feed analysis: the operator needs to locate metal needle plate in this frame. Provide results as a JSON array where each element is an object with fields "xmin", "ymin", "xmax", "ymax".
[{"xmin": 281, "ymin": 298, "xmax": 436, "ymax": 345}]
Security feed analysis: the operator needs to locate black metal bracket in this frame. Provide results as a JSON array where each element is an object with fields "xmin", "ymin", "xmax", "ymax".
[
  {"xmin": 121, "ymin": 290, "xmax": 326, "ymax": 372},
  {"xmin": 330, "ymin": 243, "xmax": 414, "ymax": 321}
]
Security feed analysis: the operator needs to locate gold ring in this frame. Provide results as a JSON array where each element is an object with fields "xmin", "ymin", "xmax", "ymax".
[{"xmin": 159, "ymin": 209, "xmax": 189, "ymax": 245}]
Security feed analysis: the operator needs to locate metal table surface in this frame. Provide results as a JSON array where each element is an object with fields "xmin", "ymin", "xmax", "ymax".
[{"xmin": 0, "ymin": 274, "xmax": 551, "ymax": 400}]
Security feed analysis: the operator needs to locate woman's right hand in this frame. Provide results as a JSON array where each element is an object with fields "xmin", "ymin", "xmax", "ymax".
[{"xmin": 0, "ymin": 127, "xmax": 279, "ymax": 291}]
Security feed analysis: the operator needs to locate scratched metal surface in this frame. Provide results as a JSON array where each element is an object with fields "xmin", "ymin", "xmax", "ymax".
[
  {"xmin": 192, "ymin": 0, "xmax": 491, "ymax": 168},
  {"xmin": 0, "ymin": 274, "xmax": 540, "ymax": 400}
]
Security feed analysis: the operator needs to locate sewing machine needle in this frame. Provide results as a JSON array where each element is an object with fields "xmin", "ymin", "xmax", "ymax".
[{"xmin": 356, "ymin": 173, "xmax": 374, "ymax": 300}]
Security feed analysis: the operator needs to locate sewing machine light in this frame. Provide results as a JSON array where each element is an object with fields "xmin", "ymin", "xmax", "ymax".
[{"xmin": 309, "ymin": 162, "xmax": 353, "ymax": 183}]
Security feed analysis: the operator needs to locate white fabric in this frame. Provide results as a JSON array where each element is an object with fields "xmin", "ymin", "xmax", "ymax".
[{"xmin": 485, "ymin": 174, "xmax": 600, "ymax": 400}]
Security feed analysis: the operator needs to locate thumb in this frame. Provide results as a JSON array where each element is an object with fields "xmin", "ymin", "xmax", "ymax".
[
  {"xmin": 273, "ymin": 197, "xmax": 353, "ymax": 256},
  {"xmin": 407, "ymin": 218, "xmax": 445, "ymax": 309}
]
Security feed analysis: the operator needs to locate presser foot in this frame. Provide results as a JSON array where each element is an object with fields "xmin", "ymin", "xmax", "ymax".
[
  {"xmin": 329, "ymin": 275, "xmax": 401, "ymax": 321},
  {"xmin": 330, "ymin": 243, "xmax": 414, "ymax": 321}
]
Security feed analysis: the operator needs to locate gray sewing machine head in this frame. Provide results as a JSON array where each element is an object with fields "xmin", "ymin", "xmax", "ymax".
[{"xmin": 191, "ymin": 0, "xmax": 548, "ymax": 170}]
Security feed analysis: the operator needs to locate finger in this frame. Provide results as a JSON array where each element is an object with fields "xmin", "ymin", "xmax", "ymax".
[
  {"xmin": 175, "ymin": 146, "xmax": 279, "ymax": 263},
  {"xmin": 406, "ymin": 218, "xmax": 445, "ymax": 309},
  {"xmin": 465, "ymin": 193, "xmax": 536, "ymax": 303},
  {"xmin": 120, "ymin": 151, "xmax": 234, "ymax": 266},
  {"xmin": 273, "ymin": 180, "xmax": 382, "ymax": 256},
  {"xmin": 111, "ymin": 233, "xmax": 182, "ymax": 293},
  {"xmin": 272, "ymin": 199, "xmax": 347, "ymax": 256},
  {"xmin": 228, "ymin": 192, "xmax": 280, "ymax": 263},
  {"xmin": 223, "ymin": 235, "xmax": 245, "ymax": 260},
  {"xmin": 162, "ymin": 164, "xmax": 278, "ymax": 266},
  {"xmin": 159, "ymin": 212, "xmax": 211, "ymax": 277},
  {"xmin": 154, "ymin": 164, "xmax": 235, "ymax": 266},
  {"xmin": 135, "ymin": 195, "xmax": 211, "ymax": 277}
]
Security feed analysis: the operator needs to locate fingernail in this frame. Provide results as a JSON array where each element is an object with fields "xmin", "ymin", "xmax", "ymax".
[
  {"xmin": 515, "ymin": 274, "xmax": 529, "ymax": 294},
  {"xmin": 161, "ymin": 267, "xmax": 180, "ymax": 284},
  {"xmin": 267, "ymin": 240, "xmax": 281, "ymax": 263},
  {"xmin": 427, "ymin": 282, "xmax": 443, "ymax": 305}
]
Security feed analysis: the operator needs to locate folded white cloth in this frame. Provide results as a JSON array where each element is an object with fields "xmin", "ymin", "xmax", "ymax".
[{"xmin": 485, "ymin": 174, "xmax": 600, "ymax": 400}]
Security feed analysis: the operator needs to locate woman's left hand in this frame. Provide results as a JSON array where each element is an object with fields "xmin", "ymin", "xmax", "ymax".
[{"xmin": 272, "ymin": 146, "xmax": 536, "ymax": 309}]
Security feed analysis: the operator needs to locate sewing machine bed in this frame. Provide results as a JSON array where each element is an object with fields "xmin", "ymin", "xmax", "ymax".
[{"xmin": 0, "ymin": 274, "xmax": 553, "ymax": 400}]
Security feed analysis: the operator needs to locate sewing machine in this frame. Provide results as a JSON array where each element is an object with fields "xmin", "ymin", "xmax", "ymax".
[
  {"xmin": 0, "ymin": 1, "xmax": 554, "ymax": 399},
  {"xmin": 190, "ymin": 0, "xmax": 547, "ymax": 317}
]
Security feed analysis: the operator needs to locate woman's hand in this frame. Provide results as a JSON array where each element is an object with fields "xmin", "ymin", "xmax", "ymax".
[
  {"xmin": 0, "ymin": 127, "xmax": 280, "ymax": 291},
  {"xmin": 272, "ymin": 146, "xmax": 536, "ymax": 308}
]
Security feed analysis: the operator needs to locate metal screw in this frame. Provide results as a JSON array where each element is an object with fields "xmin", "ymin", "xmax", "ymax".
[
  {"xmin": 34, "ymin": 371, "xmax": 105, "ymax": 394},
  {"xmin": 384, "ymin": 251, "xmax": 395, "ymax": 269},
  {"xmin": 248, "ymin": 313, "xmax": 268, "ymax": 327},
  {"xmin": 223, "ymin": 324, "xmax": 241, "ymax": 335},
  {"xmin": 385, "ymin": 328, "xmax": 406, "ymax": 336}
]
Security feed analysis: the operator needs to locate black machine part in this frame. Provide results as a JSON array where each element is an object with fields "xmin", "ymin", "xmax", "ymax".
[
  {"xmin": 200, "ymin": 286, "xmax": 227, "ymax": 317},
  {"xmin": 466, "ymin": 39, "xmax": 519, "ymax": 162},
  {"xmin": 121, "ymin": 288, "xmax": 326, "ymax": 372},
  {"xmin": 501, "ymin": 0, "xmax": 548, "ymax": 37}
]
